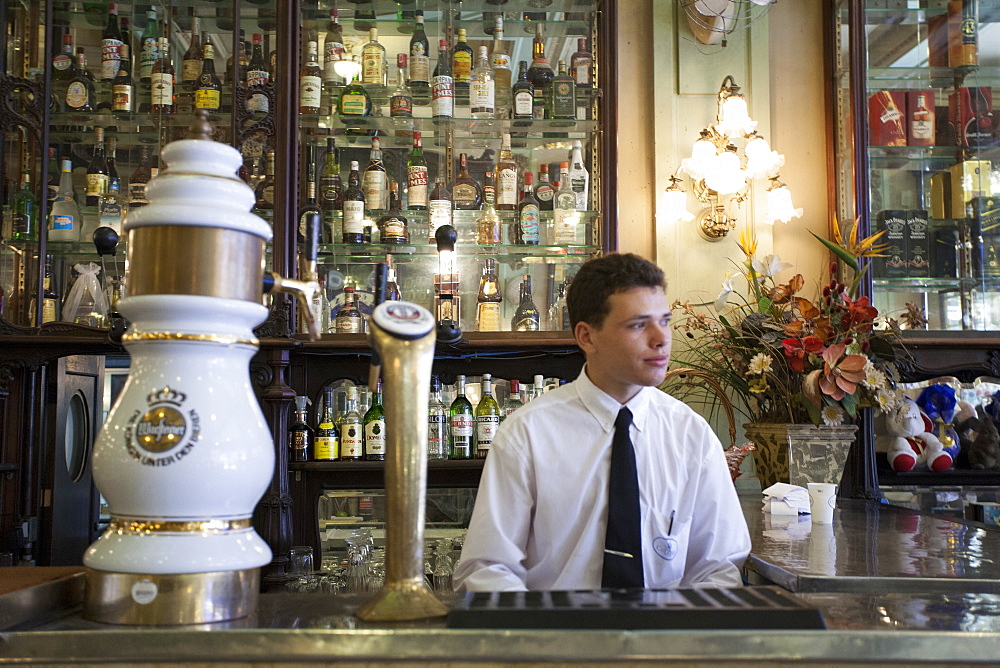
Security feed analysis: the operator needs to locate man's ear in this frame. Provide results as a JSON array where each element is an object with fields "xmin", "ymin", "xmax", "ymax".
[{"xmin": 575, "ymin": 320, "xmax": 596, "ymax": 355}]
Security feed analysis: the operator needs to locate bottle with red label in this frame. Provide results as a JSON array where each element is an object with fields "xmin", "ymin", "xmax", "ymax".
[{"xmin": 390, "ymin": 54, "xmax": 413, "ymax": 117}]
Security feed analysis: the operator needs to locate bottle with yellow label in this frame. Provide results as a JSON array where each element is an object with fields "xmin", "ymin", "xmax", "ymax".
[{"xmin": 313, "ymin": 386, "xmax": 339, "ymax": 460}]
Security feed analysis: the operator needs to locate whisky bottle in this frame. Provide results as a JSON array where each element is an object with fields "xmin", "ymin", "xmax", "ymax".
[
  {"xmin": 431, "ymin": 39, "xmax": 454, "ymax": 118},
  {"xmin": 452, "ymin": 28, "xmax": 473, "ymax": 95},
  {"xmin": 323, "ymin": 9, "xmax": 346, "ymax": 88},
  {"xmin": 449, "ymin": 375, "xmax": 475, "ymax": 460},
  {"xmin": 49, "ymin": 159, "xmax": 80, "ymax": 242},
  {"xmin": 128, "ymin": 146, "xmax": 152, "ymax": 209},
  {"xmin": 101, "ymin": 2, "xmax": 124, "ymax": 81},
  {"xmin": 339, "ymin": 386, "xmax": 364, "ymax": 461},
  {"xmin": 300, "ymin": 40, "xmax": 322, "ymax": 114},
  {"xmin": 428, "ymin": 376, "xmax": 450, "ymax": 460},
  {"xmin": 150, "ymin": 37, "xmax": 174, "ymax": 114},
  {"xmin": 390, "ymin": 54, "xmax": 413, "ymax": 117},
  {"xmin": 476, "ymin": 188, "xmax": 502, "ymax": 245},
  {"xmin": 428, "ymin": 176, "xmax": 452, "ymax": 242},
  {"xmin": 512, "ymin": 274, "xmax": 541, "ymax": 331},
  {"xmin": 289, "ymin": 395, "xmax": 312, "ymax": 463},
  {"xmin": 512, "ymin": 61, "xmax": 534, "ymax": 120},
  {"xmin": 254, "ymin": 150, "xmax": 276, "ymax": 210},
  {"xmin": 476, "ymin": 257, "xmax": 503, "ymax": 331},
  {"xmin": 342, "ymin": 161, "xmax": 365, "ymax": 243},
  {"xmin": 517, "ymin": 172, "xmax": 540, "ymax": 244},
  {"xmin": 335, "ymin": 285, "xmax": 363, "ymax": 332},
  {"xmin": 475, "ymin": 374, "xmax": 501, "ymax": 458},
  {"xmin": 313, "ymin": 386, "xmax": 339, "ymax": 461},
  {"xmin": 111, "ymin": 43, "xmax": 133, "ymax": 114},
  {"xmin": 377, "ymin": 182, "xmax": 409, "ymax": 244},
  {"xmin": 452, "ymin": 152, "xmax": 483, "ymax": 210},
  {"xmin": 494, "ymin": 133, "xmax": 518, "ymax": 211},
  {"xmin": 85, "ymin": 127, "xmax": 109, "ymax": 207},
  {"xmin": 549, "ymin": 60, "xmax": 576, "ymax": 120},
  {"xmin": 470, "ymin": 46, "xmax": 495, "ymax": 119},
  {"xmin": 194, "ymin": 42, "xmax": 222, "ymax": 111},
  {"xmin": 361, "ymin": 28, "xmax": 387, "ymax": 86},
  {"xmin": 407, "ymin": 132, "xmax": 428, "ymax": 210},
  {"xmin": 320, "ymin": 137, "xmax": 342, "ymax": 215},
  {"xmin": 363, "ymin": 379, "xmax": 386, "ymax": 461},
  {"xmin": 246, "ymin": 33, "xmax": 269, "ymax": 113},
  {"xmin": 362, "ymin": 137, "xmax": 387, "ymax": 211}
]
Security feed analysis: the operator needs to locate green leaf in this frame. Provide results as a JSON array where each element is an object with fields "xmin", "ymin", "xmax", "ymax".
[
  {"xmin": 810, "ymin": 230, "xmax": 859, "ymax": 273},
  {"xmin": 841, "ymin": 392, "xmax": 860, "ymax": 417},
  {"xmin": 803, "ymin": 397, "xmax": 822, "ymax": 425},
  {"xmin": 718, "ymin": 315, "xmax": 741, "ymax": 340}
]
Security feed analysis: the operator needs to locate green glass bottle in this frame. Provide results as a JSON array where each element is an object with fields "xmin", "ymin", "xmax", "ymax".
[
  {"xmin": 364, "ymin": 379, "xmax": 386, "ymax": 461},
  {"xmin": 10, "ymin": 172, "xmax": 38, "ymax": 242},
  {"xmin": 449, "ymin": 375, "xmax": 475, "ymax": 460},
  {"xmin": 475, "ymin": 374, "xmax": 501, "ymax": 459},
  {"xmin": 313, "ymin": 386, "xmax": 339, "ymax": 461}
]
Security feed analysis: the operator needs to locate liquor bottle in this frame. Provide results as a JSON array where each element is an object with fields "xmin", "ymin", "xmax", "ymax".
[
  {"xmin": 312, "ymin": 274, "xmax": 331, "ymax": 333},
  {"xmin": 323, "ymin": 9, "xmax": 346, "ymax": 88},
  {"xmin": 289, "ymin": 395, "xmax": 312, "ymax": 462},
  {"xmin": 101, "ymin": 2, "xmax": 124, "ymax": 81},
  {"xmin": 314, "ymin": 386, "xmax": 339, "ymax": 461},
  {"xmin": 409, "ymin": 11, "xmax": 430, "ymax": 88},
  {"xmin": 390, "ymin": 54, "xmax": 413, "ymax": 117},
  {"xmin": 470, "ymin": 46, "xmax": 495, "ymax": 119},
  {"xmin": 549, "ymin": 60, "xmax": 576, "ymax": 120},
  {"xmin": 547, "ymin": 280, "xmax": 569, "ymax": 330},
  {"xmin": 363, "ymin": 379, "xmax": 386, "ymax": 461},
  {"xmin": 10, "ymin": 173, "xmax": 38, "ymax": 242},
  {"xmin": 339, "ymin": 386, "xmax": 364, "ymax": 460},
  {"xmin": 361, "ymin": 28, "xmax": 387, "ymax": 86},
  {"xmin": 475, "ymin": 374, "xmax": 501, "ymax": 458},
  {"xmin": 98, "ymin": 180, "xmax": 125, "ymax": 233},
  {"xmin": 452, "ymin": 28, "xmax": 473, "ymax": 95},
  {"xmin": 225, "ymin": 30, "xmax": 250, "ymax": 87},
  {"xmin": 428, "ymin": 176, "xmax": 452, "ymax": 242},
  {"xmin": 106, "ymin": 136, "xmax": 120, "ymax": 191},
  {"xmin": 553, "ymin": 161, "xmax": 578, "ymax": 244},
  {"xmin": 342, "ymin": 160, "xmax": 365, "ymax": 243},
  {"xmin": 111, "ymin": 44, "xmax": 133, "ymax": 114},
  {"xmin": 510, "ymin": 60, "xmax": 534, "ymax": 120},
  {"xmin": 246, "ymin": 33, "xmax": 269, "ymax": 113},
  {"xmin": 386, "ymin": 265, "xmax": 401, "ymax": 300},
  {"xmin": 570, "ymin": 38, "xmax": 593, "ymax": 88},
  {"xmin": 150, "ymin": 37, "xmax": 174, "ymax": 114},
  {"xmin": 52, "ymin": 33, "xmax": 75, "ymax": 82},
  {"xmin": 362, "ymin": 137, "xmax": 387, "ymax": 211},
  {"xmin": 128, "ymin": 146, "xmax": 152, "ymax": 209},
  {"xmin": 336, "ymin": 285, "xmax": 363, "ymax": 332},
  {"xmin": 85, "ymin": 127, "xmax": 109, "ymax": 207},
  {"xmin": 300, "ymin": 40, "xmax": 322, "ymax": 114},
  {"xmin": 494, "ymin": 132, "xmax": 518, "ymax": 211},
  {"xmin": 407, "ymin": 131, "xmax": 428, "ymax": 210},
  {"xmin": 534, "ymin": 163, "xmax": 554, "ymax": 211},
  {"xmin": 569, "ymin": 140, "xmax": 590, "ymax": 210},
  {"xmin": 449, "ymin": 375, "xmax": 475, "ymax": 460},
  {"xmin": 512, "ymin": 274, "xmax": 541, "ymax": 331},
  {"xmin": 339, "ymin": 69, "xmax": 372, "ymax": 116},
  {"xmin": 452, "ymin": 153, "xmax": 483, "ymax": 210},
  {"xmin": 181, "ymin": 16, "xmax": 203, "ymax": 85},
  {"xmin": 948, "ymin": 0, "xmax": 978, "ymax": 67},
  {"xmin": 526, "ymin": 24, "xmax": 554, "ymax": 119},
  {"xmin": 49, "ymin": 159, "xmax": 80, "ymax": 242},
  {"xmin": 46, "ymin": 148, "xmax": 59, "ymax": 205},
  {"xmin": 476, "ymin": 257, "xmax": 503, "ymax": 331},
  {"xmin": 121, "ymin": 17, "xmax": 132, "ymax": 67},
  {"xmin": 65, "ymin": 49, "xmax": 96, "ymax": 113},
  {"xmin": 517, "ymin": 172, "xmax": 540, "ymax": 244},
  {"xmin": 38, "ymin": 255, "xmax": 61, "ymax": 325},
  {"xmin": 377, "ymin": 182, "xmax": 409, "ymax": 244},
  {"xmin": 428, "ymin": 376, "xmax": 450, "ymax": 460},
  {"xmin": 502, "ymin": 379, "xmax": 524, "ymax": 420},
  {"xmin": 298, "ymin": 143, "xmax": 321, "ymax": 241},
  {"xmin": 138, "ymin": 9, "xmax": 159, "ymax": 82},
  {"xmin": 254, "ymin": 150, "xmax": 276, "ymax": 210},
  {"xmin": 910, "ymin": 93, "xmax": 935, "ymax": 147},
  {"xmin": 491, "ymin": 16, "xmax": 512, "ymax": 102},
  {"xmin": 432, "ymin": 39, "xmax": 454, "ymax": 118},
  {"xmin": 476, "ymin": 188, "xmax": 501, "ymax": 245},
  {"xmin": 194, "ymin": 42, "xmax": 221, "ymax": 111},
  {"xmin": 320, "ymin": 137, "xmax": 342, "ymax": 214}
]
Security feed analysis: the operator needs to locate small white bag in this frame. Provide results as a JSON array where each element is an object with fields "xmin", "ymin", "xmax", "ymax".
[{"xmin": 63, "ymin": 262, "xmax": 108, "ymax": 327}]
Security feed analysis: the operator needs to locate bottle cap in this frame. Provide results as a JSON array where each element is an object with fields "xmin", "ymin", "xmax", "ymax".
[
  {"xmin": 439, "ymin": 39, "xmax": 448, "ymax": 50},
  {"xmin": 510, "ymin": 379, "xmax": 519, "ymax": 392},
  {"xmin": 397, "ymin": 53, "xmax": 407, "ymax": 68}
]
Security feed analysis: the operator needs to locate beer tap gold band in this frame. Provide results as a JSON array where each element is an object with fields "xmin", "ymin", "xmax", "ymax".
[
  {"xmin": 121, "ymin": 331, "xmax": 260, "ymax": 346},
  {"xmin": 156, "ymin": 170, "xmax": 246, "ymax": 184},
  {"xmin": 107, "ymin": 517, "xmax": 253, "ymax": 533}
]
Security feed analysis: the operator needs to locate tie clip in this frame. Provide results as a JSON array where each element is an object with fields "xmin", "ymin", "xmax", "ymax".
[{"xmin": 604, "ymin": 549, "xmax": 634, "ymax": 559}]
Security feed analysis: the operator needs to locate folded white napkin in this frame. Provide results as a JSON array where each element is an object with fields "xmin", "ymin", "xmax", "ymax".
[{"xmin": 762, "ymin": 482, "xmax": 810, "ymax": 515}]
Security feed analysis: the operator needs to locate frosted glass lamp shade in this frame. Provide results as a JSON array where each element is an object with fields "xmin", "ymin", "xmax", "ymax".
[
  {"xmin": 679, "ymin": 137, "xmax": 717, "ymax": 180},
  {"xmin": 663, "ymin": 188, "xmax": 694, "ymax": 223},
  {"xmin": 717, "ymin": 94, "xmax": 757, "ymax": 138},
  {"xmin": 744, "ymin": 135, "xmax": 785, "ymax": 178},
  {"xmin": 704, "ymin": 149, "xmax": 745, "ymax": 195},
  {"xmin": 765, "ymin": 184, "xmax": 803, "ymax": 224}
]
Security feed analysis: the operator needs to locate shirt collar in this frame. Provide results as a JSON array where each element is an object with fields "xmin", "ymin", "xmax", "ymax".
[{"xmin": 574, "ymin": 365, "xmax": 652, "ymax": 434}]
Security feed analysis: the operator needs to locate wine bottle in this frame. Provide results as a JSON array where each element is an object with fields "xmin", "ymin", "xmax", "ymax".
[
  {"xmin": 323, "ymin": 9, "xmax": 346, "ymax": 88},
  {"xmin": 475, "ymin": 374, "xmax": 501, "ymax": 458},
  {"xmin": 449, "ymin": 375, "xmax": 474, "ymax": 460},
  {"xmin": 106, "ymin": 135, "xmax": 120, "ymax": 191},
  {"xmin": 452, "ymin": 152, "xmax": 483, "ymax": 210},
  {"xmin": 363, "ymin": 379, "xmax": 386, "ymax": 461},
  {"xmin": 313, "ymin": 386, "xmax": 339, "ymax": 461},
  {"xmin": 409, "ymin": 11, "xmax": 430, "ymax": 88},
  {"xmin": 101, "ymin": 2, "xmax": 124, "ymax": 81},
  {"xmin": 512, "ymin": 275, "xmax": 541, "ymax": 331},
  {"xmin": 299, "ymin": 40, "xmax": 322, "ymax": 114},
  {"xmin": 553, "ymin": 161, "xmax": 578, "ymax": 245},
  {"xmin": 476, "ymin": 257, "xmax": 503, "ymax": 331},
  {"xmin": 407, "ymin": 131, "xmax": 428, "ymax": 210},
  {"xmin": 246, "ymin": 33, "xmax": 269, "ymax": 113},
  {"xmin": 342, "ymin": 161, "xmax": 365, "ymax": 244},
  {"xmin": 339, "ymin": 68, "xmax": 372, "ymax": 117},
  {"xmin": 431, "ymin": 39, "xmax": 454, "ymax": 118},
  {"xmin": 298, "ymin": 143, "xmax": 321, "ymax": 242},
  {"xmin": 52, "ymin": 32, "xmax": 75, "ymax": 82},
  {"xmin": 492, "ymin": 16, "xmax": 512, "ymax": 117},
  {"xmin": 338, "ymin": 386, "xmax": 364, "ymax": 461},
  {"xmin": 98, "ymin": 180, "xmax": 124, "ymax": 234}
]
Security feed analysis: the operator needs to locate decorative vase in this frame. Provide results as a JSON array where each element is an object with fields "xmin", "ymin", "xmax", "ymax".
[{"xmin": 743, "ymin": 423, "xmax": 859, "ymax": 489}]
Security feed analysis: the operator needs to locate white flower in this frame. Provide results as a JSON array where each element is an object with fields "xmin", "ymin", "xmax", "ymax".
[
  {"xmin": 713, "ymin": 273, "xmax": 735, "ymax": 312},
  {"xmin": 876, "ymin": 389, "xmax": 899, "ymax": 412},
  {"xmin": 861, "ymin": 367, "xmax": 887, "ymax": 391},
  {"xmin": 821, "ymin": 405, "xmax": 846, "ymax": 426},
  {"xmin": 748, "ymin": 353, "xmax": 773, "ymax": 375},
  {"xmin": 751, "ymin": 253, "xmax": 793, "ymax": 278}
]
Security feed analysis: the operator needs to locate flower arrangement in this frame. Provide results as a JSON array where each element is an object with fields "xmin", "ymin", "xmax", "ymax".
[{"xmin": 670, "ymin": 221, "xmax": 908, "ymax": 427}]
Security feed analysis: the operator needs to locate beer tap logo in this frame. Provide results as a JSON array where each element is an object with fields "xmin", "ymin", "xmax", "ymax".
[{"xmin": 124, "ymin": 386, "xmax": 202, "ymax": 466}]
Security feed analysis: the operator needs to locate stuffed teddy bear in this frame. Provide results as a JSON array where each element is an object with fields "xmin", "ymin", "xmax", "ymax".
[
  {"xmin": 876, "ymin": 397, "xmax": 954, "ymax": 472},
  {"xmin": 963, "ymin": 413, "xmax": 1000, "ymax": 470}
]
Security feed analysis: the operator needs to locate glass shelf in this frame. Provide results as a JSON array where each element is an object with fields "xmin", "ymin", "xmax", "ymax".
[
  {"xmin": 316, "ymin": 241, "xmax": 599, "ymax": 261},
  {"xmin": 868, "ymin": 144, "xmax": 999, "ymax": 169},
  {"xmin": 867, "ymin": 66, "xmax": 1000, "ymax": 89}
]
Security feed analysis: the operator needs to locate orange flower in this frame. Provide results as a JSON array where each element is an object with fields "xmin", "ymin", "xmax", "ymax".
[
  {"xmin": 840, "ymin": 295, "xmax": 878, "ymax": 333},
  {"xmin": 769, "ymin": 274, "xmax": 805, "ymax": 305},
  {"xmin": 781, "ymin": 336, "xmax": 825, "ymax": 372},
  {"xmin": 784, "ymin": 297, "xmax": 835, "ymax": 342},
  {"xmin": 818, "ymin": 343, "xmax": 867, "ymax": 400}
]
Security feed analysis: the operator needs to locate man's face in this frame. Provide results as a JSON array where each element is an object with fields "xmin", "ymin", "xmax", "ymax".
[{"xmin": 574, "ymin": 286, "xmax": 672, "ymax": 404}]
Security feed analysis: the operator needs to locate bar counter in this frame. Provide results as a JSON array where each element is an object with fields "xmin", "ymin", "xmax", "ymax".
[{"xmin": 2, "ymin": 498, "xmax": 1000, "ymax": 665}]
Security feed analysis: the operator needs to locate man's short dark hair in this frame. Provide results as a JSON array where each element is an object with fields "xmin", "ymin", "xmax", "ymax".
[{"xmin": 567, "ymin": 253, "xmax": 666, "ymax": 330}]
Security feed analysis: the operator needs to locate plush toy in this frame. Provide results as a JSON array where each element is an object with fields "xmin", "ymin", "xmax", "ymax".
[
  {"xmin": 876, "ymin": 397, "xmax": 954, "ymax": 472},
  {"xmin": 962, "ymin": 413, "xmax": 1000, "ymax": 470},
  {"xmin": 915, "ymin": 385, "xmax": 963, "ymax": 462}
]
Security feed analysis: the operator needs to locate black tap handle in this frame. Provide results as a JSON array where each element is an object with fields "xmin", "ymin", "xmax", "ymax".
[
  {"xmin": 262, "ymin": 272, "xmax": 275, "ymax": 294},
  {"xmin": 304, "ymin": 211, "xmax": 320, "ymax": 266},
  {"xmin": 373, "ymin": 262, "xmax": 388, "ymax": 306},
  {"xmin": 92, "ymin": 227, "xmax": 120, "ymax": 257}
]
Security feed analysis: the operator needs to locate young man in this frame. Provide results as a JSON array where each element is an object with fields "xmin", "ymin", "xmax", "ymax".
[{"xmin": 453, "ymin": 253, "xmax": 751, "ymax": 591}]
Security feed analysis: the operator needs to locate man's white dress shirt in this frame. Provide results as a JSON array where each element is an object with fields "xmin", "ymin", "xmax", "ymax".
[{"xmin": 453, "ymin": 369, "xmax": 751, "ymax": 592}]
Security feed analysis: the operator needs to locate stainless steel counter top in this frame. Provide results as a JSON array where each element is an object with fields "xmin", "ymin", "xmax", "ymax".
[{"xmin": 744, "ymin": 498, "xmax": 1000, "ymax": 593}]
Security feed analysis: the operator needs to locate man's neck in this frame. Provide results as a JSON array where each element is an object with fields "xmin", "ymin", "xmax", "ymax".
[{"xmin": 583, "ymin": 364, "xmax": 641, "ymax": 405}]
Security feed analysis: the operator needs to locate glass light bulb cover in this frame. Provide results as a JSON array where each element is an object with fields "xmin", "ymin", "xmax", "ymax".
[
  {"xmin": 717, "ymin": 95, "xmax": 757, "ymax": 137},
  {"xmin": 680, "ymin": 138, "xmax": 716, "ymax": 180},
  {"xmin": 663, "ymin": 188, "xmax": 693, "ymax": 223},
  {"xmin": 764, "ymin": 185, "xmax": 803, "ymax": 224},
  {"xmin": 335, "ymin": 58, "xmax": 362, "ymax": 80},
  {"xmin": 704, "ymin": 151, "xmax": 745, "ymax": 195}
]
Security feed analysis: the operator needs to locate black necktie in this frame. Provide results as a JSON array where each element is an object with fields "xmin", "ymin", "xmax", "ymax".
[{"xmin": 602, "ymin": 407, "xmax": 644, "ymax": 589}]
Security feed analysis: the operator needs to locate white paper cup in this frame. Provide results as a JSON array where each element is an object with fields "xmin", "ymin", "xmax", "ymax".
[{"xmin": 807, "ymin": 483, "xmax": 837, "ymax": 524}]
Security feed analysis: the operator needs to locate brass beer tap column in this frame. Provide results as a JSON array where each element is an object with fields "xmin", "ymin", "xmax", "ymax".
[{"xmin": 357, "ymin": 301, "xmax": 447, "ymax": 621}]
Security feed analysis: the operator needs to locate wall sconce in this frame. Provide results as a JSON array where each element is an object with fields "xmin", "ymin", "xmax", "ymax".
[
  {"xmin": 665, "ymin": 75, "xmax": 801, "ymax": 241},
  {"xmin": 334, "ymin": 42, "xmax": 363, "ymax": 81}
]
